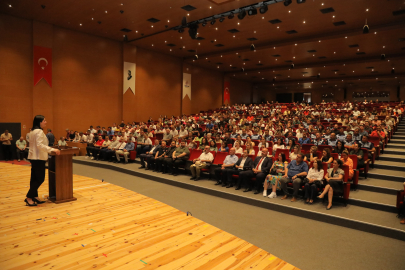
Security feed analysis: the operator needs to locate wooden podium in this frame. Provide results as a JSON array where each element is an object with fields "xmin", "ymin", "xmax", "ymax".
[{"xmin": 48, "ymin": 146, "xmax": 79, "ymax": 203}]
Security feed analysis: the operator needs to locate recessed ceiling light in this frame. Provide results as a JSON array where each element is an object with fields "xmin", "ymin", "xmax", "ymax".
[
  {"xmin": 209, "ymin": 6, "xmax": 212, "ymax": 9},
  {"xmin": 288, "ymin": 10, "xmax": 291, "ymax": 13},
  {"xmin": 319, "ymin": 40, "xmax": 321, "ymax": 42},
  {"xmin": 136, "ymin": 31, "xmax": 138, "ymax": 33},
  {"xmin": 167, "ymin": 20, "xmax": 170, "ymax": 23},
  {"xmin": 92, "ymin": 18, "xmax": 94, "ymax": 20},
  {"xmin": 217, "ymin": 66, "xmax": 219, "ymax": 68},
  {"xmin": 383, "ymin": 46, "xmax": 385, "ymax": 48},
  {"xmin": 220, "ymin": 55, "xmax": 222, "ymax": 57},
  {"xmin": 366, "ymin": 9, "xmax": 369, "ymax": 12},
  {"xmin": 164, "ymin": 41, "xmax": 167, "ymax": 43},
  {"xmin": 322, "ymin": 3, "xmax": 324, "ymax": 5},
  {"xmin": 262, "ymin": 17, "xmax": 264, "ymax": 19},
  {"xmin": 80, "ymin": 23, "xmax": 82, "ymax": 26},
  {"xmin": 151, "ymin": 25, "xmax": 153, "ymax": 28},
  {"xmin": 198, "ymin": 43, "xmax": 200, "ymax": 45},
  {"xmin": 152, "ymin": 44, "xmax": 154, "ymax": 46},
  {"xmin": 237, "ymin": 22, "xmax": 240, "ymax": 25},
  {"xmin": 215, "ymin": 28, "xmax": 218, "ymax": 30},
  {"xmin": 334, "ymin": 52, "xmax": 336, "ymax": 54},
  {"xmin": 105, "ymin": 11, "xmax": 107, "ymax": 13},
  {"xmin": 374, "ymin": 32, "xmax": 377, "ymax": 34},
  {"xmin": 233, "ymin": 35, "xmax": 235, "ymax": 38},
  {"xmin": 187, "ymin": 13, "xmax": 189, "ymax": 16},
  {"xmin": 345, "ymin": 36, "xmax": 347, "ymax": 38},
  {"xmin": 303, "ymin": 21, "xmax": 306, "ymax": 23},
  {"xmin": 295, "ymin": 43, "xmax": 297, "ymax": 46},
  {"xmin": 170, "ymin": 49, "xmax": 172, "ymax": 51},
  {"xmin": 9, "ymin": 4, "xmax": 12, "ymax": 7},
  {"xmin": 277, "ymin": 26, "xmax": 279, "ymax": 29},
  {"xmin": 180, "ymin": 37, "xmax": 182, "ymax": 39}
]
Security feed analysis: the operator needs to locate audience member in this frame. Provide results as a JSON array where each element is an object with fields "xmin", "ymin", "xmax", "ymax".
[
  {"xmin": 304, "ymin": 160, "xmax": 324, "ymax": 204},
  {"xmin": 279, "ymin": 153, "xmax": 309, "ymax": 202},
  {"xmin": 16, "ymin": 137, "xmax": 28, "ymax": 162},
  {"xmin": 115, "ymin": 137, "xmax": 134, "ymax": 164},
  {"xmin": 265, "ymin": 153, "xmax": 288, "ymax": 198},
  {"xmin": 163, "ymin": 140, "xmax": 189, "ymax": 176},
  {"xmin": 214, "ymin": 148, "xmax": 238, "ymax": 187},
  {"xmin": 190, "ymin": 145, "xmax": 214, "ymax": 180},
  {"xmin": 1, "ymin": 130, "xmax": 13, "ymax": 161},
  {"xmin": 233, "ymin": 150, "xmax": 254, "ymax": 190},
  {"xmin": 318, "ymin": 159, "xmax": 344, "ymax": 210},
  {"xmin": 241, "ymin": 148, "xmax": 272, "ymax": 193}
]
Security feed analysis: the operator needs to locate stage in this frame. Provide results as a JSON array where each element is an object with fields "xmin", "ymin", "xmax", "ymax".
[{"xmin": 0, "ymin": 162, "xmax": 298, "ymax": 269}]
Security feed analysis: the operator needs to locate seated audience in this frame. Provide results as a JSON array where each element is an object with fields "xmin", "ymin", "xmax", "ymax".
[
  {"xmin": 318, "ymin": 159, "xmax": 345, "ymax": 210},
  {"xmin": 234, "ymin": 141, "xmax": 243, "ymax": 154},
  {"xmin": 163, "ymin": 140, "xmax": 190, "ymax": 176},
  {"xmin": 233, "ymin": 149, "xmax": 254, "ymax": 190},
  {"xmin": 218, "ymin": 141, "xmax": 229, "ymax": 153},
  {"xmin": 332, "ymin": 140, "xmax": 345, "ymax": 156},
  {"xmin": 304, "ymin": 146, "xmax": 318, "ymax": 163},
  {"xmin": 289, "ymin": 145, "xmax": 300, "ymax": 160},
  {"xmin": 240, "ymin": 148, "xmax": 272, "ymax": 194},
  {"xmin": 340, "ymin": 150, "xmax": 354, "ymax": 180},
  {"xmin": 139, "ymin": 139, "xmax": 162, "ymax": 170},
  {"xmin": 58, "ymin": 137, "xmax": 67, "ymax": 146},
  {"xmin": 214, "ymin": 148, "xmax": 238, "ymax": 187},
  {"xmin": 190, "ymin": 145, "xmax": 214, "ymax": 181},
  {"xmin": 279, "ymin": 153, "xmax": 309, "ymax": 202},
  {"xmin": 265, "ymin": 152, "xmax": 288, "ymax": 198},
  {"xmin": 115, "ymin": 137, "xmax": 134, "ymax": 164},
  {"xmin": 321, "ymin": 148, "xmax": 334, "ymax": 167},
  {"xmin": 304, "ymin": 160, "xmax": 324, "ymax": 204}
]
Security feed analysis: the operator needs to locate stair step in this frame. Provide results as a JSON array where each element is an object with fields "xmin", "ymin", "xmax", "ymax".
[
  {"xmin": 384, "ymin": 149, "xmax": 405, "ymax": 156},
  {"xmin": 379, "ymin": 154, "xmax": 405, "ymax": 162},
  {"xmin": 390, "ymin": 139, "xmax": 405, "ymax": 144},
  {"xmin": 386, "ymin": 144, "xmax": 405, "ymax": 149},
  {"xmin": 374, "ymin": 161, "xmax": 405, "ymax": 171},
  {"xmin": 356, "ymin": 178, "xmax": 401, "ymax": 195},
  {"xmin": 349, "ymin": 189, "xmax": 396, "ymax": 208},
  {"xmin": 368, "ymin": 168, "xmax": 404, "ymax": 182}
]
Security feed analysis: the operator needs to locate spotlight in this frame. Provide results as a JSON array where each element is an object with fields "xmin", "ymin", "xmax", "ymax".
[
  {"xmin": 381, "ymin": 54, "xmax": 386, "ymax": 60},
  {"xmin": 210, "ymin": 19, "xmax": 216, "ymax": 25},
  {"xmin": 181, "ymin": 16, "xmax": 187, "ymax": 27},
  {"xmin": 188, "ymin": 24, "xmax": 199, "ymax": 39},
  {"xmin": 248, "ymin": 8, "xmax": 257, "ymax": 16},
  {"xmin": 296, "ymin": 0, "xmax": 306, "ymax": 3},
  {"xmin": 291, "ymin": 63, "xmax": 295, "ymax": 69},
  {"xmin": 241, "ymin": 67, "xmax": 245, "ymax": 72},
  {"xmin": 123, "ymin": 35, "xmax": 128, "ymax": 42},
  {"xmin": 219, "ymin": 17, "xmax": 225, "ymax": 22},
  {"xmin": 202, "ymin": 21, "xmax": 207, "ymax": 27},
  {"xmin": 259, "ymin": 5, "xmax": 268, "ymax": 14},
  {"xmin": 238, "ymin": 10, "xmax": 247, "ymax": 20},
  {"xmin": 228, "ymin": 13, "xmax": 234, "ymax": 19},
  {"xmin": 194, "ymin": 55, "xmax": 198, "ymax": 60},
  {"xmin": 317, "ymin": 74, "xmax": 320, "ymax": 79},
  {"xmin": 284, "ymin": 0, "xmax": 292, "ymax": 6},
  {"xmin": 250, "ymin": 44, "xmax": 255, "ymax": 51},
  {"xmin": 391, "ymin": 68, "xmax": 395, "ymax": 74},
  {"xmin": 178, "ymin": 28, "xmax": 184, "ymax": 33},
  {"xmin": 363, "ymin": 24, "xmax": 369, "ymax": 34}
]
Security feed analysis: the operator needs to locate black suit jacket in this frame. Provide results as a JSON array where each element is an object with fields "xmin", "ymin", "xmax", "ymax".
[
  {"xmin": 253, "ymin": 156, "xmax": 272, "ymax": 174},
  {"xmin": 235, "ymin": 157, "xmax": 253, "ymax": 170}
]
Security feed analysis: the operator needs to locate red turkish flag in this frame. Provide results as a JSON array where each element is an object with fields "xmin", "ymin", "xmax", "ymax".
[
  {"xmin": 33, "ymin": 46, "xmax": 52, "ymax": 87},
  {"xmin": 224, "ymin": 81, "xmax": 230, "ymax": 104}
]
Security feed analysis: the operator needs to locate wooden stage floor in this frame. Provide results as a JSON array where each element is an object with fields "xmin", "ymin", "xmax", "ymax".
[{"xmin": 0, "ymin": 163, "xmax": 298, "ymax": 270}]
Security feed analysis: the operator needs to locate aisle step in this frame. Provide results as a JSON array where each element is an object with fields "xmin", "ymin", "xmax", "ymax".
[
  {"xmin": 384, "ymin": 149, "xmax": 405, "ymax": 156},
  {"xmin": 357, "ymin": 178, "xmax": 400, "ymax": 195},
  {"xmin": 348, "ymin": 190, "xmax": 397, "ymax": 213},
  {"xmin": 390, "ymin": 139, "xmax": 405, "ymax": 144},
  {"xmin": 374, "ymin": 161, "xmax": 405, "ymax": 171},
  {"xmin": 367, "ymin": 168, "xmax": 404, "ymax": 182},
  {"xmin": 385, "ymin": 144, "xmax": 405, "ymax": 149},
  {"xmin": 379, "ymin": 154, "xmax": 405, "ymax": 162}
]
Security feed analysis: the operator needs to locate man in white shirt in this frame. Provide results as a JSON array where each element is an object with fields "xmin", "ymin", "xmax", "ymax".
[
  {"xmin": 170, "ymin": 126, "xmax": 178, "ymax": 137},
  {"xmin": 352, "ymin": 107, "xmax": 361, "ymax": 117},
  {"xmin": 178, "ymin": 126, "xmax": 188, "ymax": 139},
  {"xmin": 136, "ymin": 132, "xmax": 152, "ymax": 155},
  {"xmin": 190, "ymin": 145, "xmax": 214, "ymax": 181}
]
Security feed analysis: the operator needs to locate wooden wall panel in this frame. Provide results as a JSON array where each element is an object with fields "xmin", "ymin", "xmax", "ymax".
[
  {"xmin": 135, "ymin": 47, "xmax": 182, "ymax": 120},
  {"xmin": 52, "ymin": 26, "xmax": 122, "ymax": 136},
  {"xmin": 184, "ymin": 63, "xmax": 223, "ymax": 114},
  {"xmin": 0, "ymin": 14, "xmax": 33, "ymax": 136},
  {"xmin": 229, "ymin": 78, "xmax": 252, "ymax": 105}
]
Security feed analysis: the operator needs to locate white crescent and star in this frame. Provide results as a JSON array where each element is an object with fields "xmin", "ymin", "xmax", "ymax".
[{"xmin": 38, "ymin": 58, "xmax": 48, "ymax": 70}]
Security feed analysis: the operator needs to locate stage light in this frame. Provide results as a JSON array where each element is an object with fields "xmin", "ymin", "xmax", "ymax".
[
  {"xmin": 194, "ymin": 55, "xmax": 198, "ymax": 60},
  {"xmin": 238, "ymin": 10, "xmax": 247, "ymax": 20},
  {"xmin": 363, "ymin": 19, "xmax": 369, "ymax": 34},
  {"xmin": 248, "ymin": 8, "xmax": 257, "ymax": 16},
  {"xmin": 188, "ymin": 24, "xmax": 199, "ymax": 39},
  {"xmin": 181, "ymin": 16, "xmax": 187, "ymax": 27},
  {"xmin": 381, "ymin": 54, "xmax": 386, "ymax": 60},
  {"xmin": 250, "ymin": 44, "xmax": 255, "ymax": 51},
  {"xmin": 228, "ymin": 13, "xmax": 234, "ymax": 19},
  {"xmin": 219, "ymin": 17, "xmax": 225, "ymax": 22},
  {"xmin": 259, "ymin": 5, "xmax": 268, "ymax": 14},
  {"xmin": 123, "ymin": 35, "xmax": 128, "ymax": 42},
  {"xmin": 291, "ymin": 63, "xmax": 295, "ymax": 69},
  {"xmin": 297, "ymin": 0, "xmax": 306, "ymax": 3},
  {"xmin": 210, "ymin": 19, "xmax": 216, "ymax": 25},
  {"xmin": 202, "ymin": 21, "xmax": 207, "ymax": 27},
  {"xmin": 178, "ymin": 28, "xmax": 184, "ymax": 33},
  {"xmin": 317, "ymin": 74, "xmax": 320, "ymax": 79},
  {"xmin": 284, "ymin": 0, "xmax": 292, "ymax": 6},
  {"xmin": 391, "ymin": 68, "xmax": 395, "ymax": 74},
  {"xmin": 241, "ymin": 67, "xmax": 245, "ymax": 72}
]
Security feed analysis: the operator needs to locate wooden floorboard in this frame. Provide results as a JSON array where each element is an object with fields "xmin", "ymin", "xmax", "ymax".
[{"xmin": 0, "ymin": 163, "xmax": 298, "ymax": 270}]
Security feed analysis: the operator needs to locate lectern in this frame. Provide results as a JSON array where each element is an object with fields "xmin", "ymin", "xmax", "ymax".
[{"xmin": 48, "ymin": 146, "xmax": 79, "ymax": 203}]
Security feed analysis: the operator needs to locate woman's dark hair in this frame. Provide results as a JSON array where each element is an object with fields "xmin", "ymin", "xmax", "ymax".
[
  {"xmin": 279, "ymin": 152, "xmax": 286, "ymax": 163},
  {"xmin": 32, "ymin": 115, "xmax": 45, "ymax": 130},
  {"xmin": 323, "ymin": 148, "xmax": 331, "ymax": 159},
  {"xmin": 314, "ymin": 160, "xmax": 322, "ymax": 172},
  {"xmin": 335, "ymin": 159, "xmax": 343, "ymax": 167}
]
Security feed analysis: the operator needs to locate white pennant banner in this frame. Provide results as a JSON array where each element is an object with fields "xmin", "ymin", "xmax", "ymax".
[
  {"xmin": 182, "ymin": 73, "xmax": 191, "ymax": 100},
  {"xmin": 123, "ymin": 62, "xmax": 136, "ymax": 94}
]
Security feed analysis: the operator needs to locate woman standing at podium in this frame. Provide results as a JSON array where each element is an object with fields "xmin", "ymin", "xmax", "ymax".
[{"xmin": 25, "ymin": 115, "xmax": 60, "ymax": 206}]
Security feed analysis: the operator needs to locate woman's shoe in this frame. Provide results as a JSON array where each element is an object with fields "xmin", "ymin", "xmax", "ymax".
[
  {"xmin": 32, "ymin": 198, "xmax": 46, "ymax": 204},
  {"xmin": 305, "ymin": 198, "xmax": 310, "ymax": 204},
  {"xmin": 24, "ymin": 199, "xmax": 37, "ymax": 207},
  {"xmin": 317, "ymin": 195, "xmax": 324, "ymax": 199},
  {"xmin": 309, "ymin": 200, "xmax": 313, "ymax": 204},
  {"xmin": 326, "ymin": 205, "xmax": 332, "ymax": 210}
]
